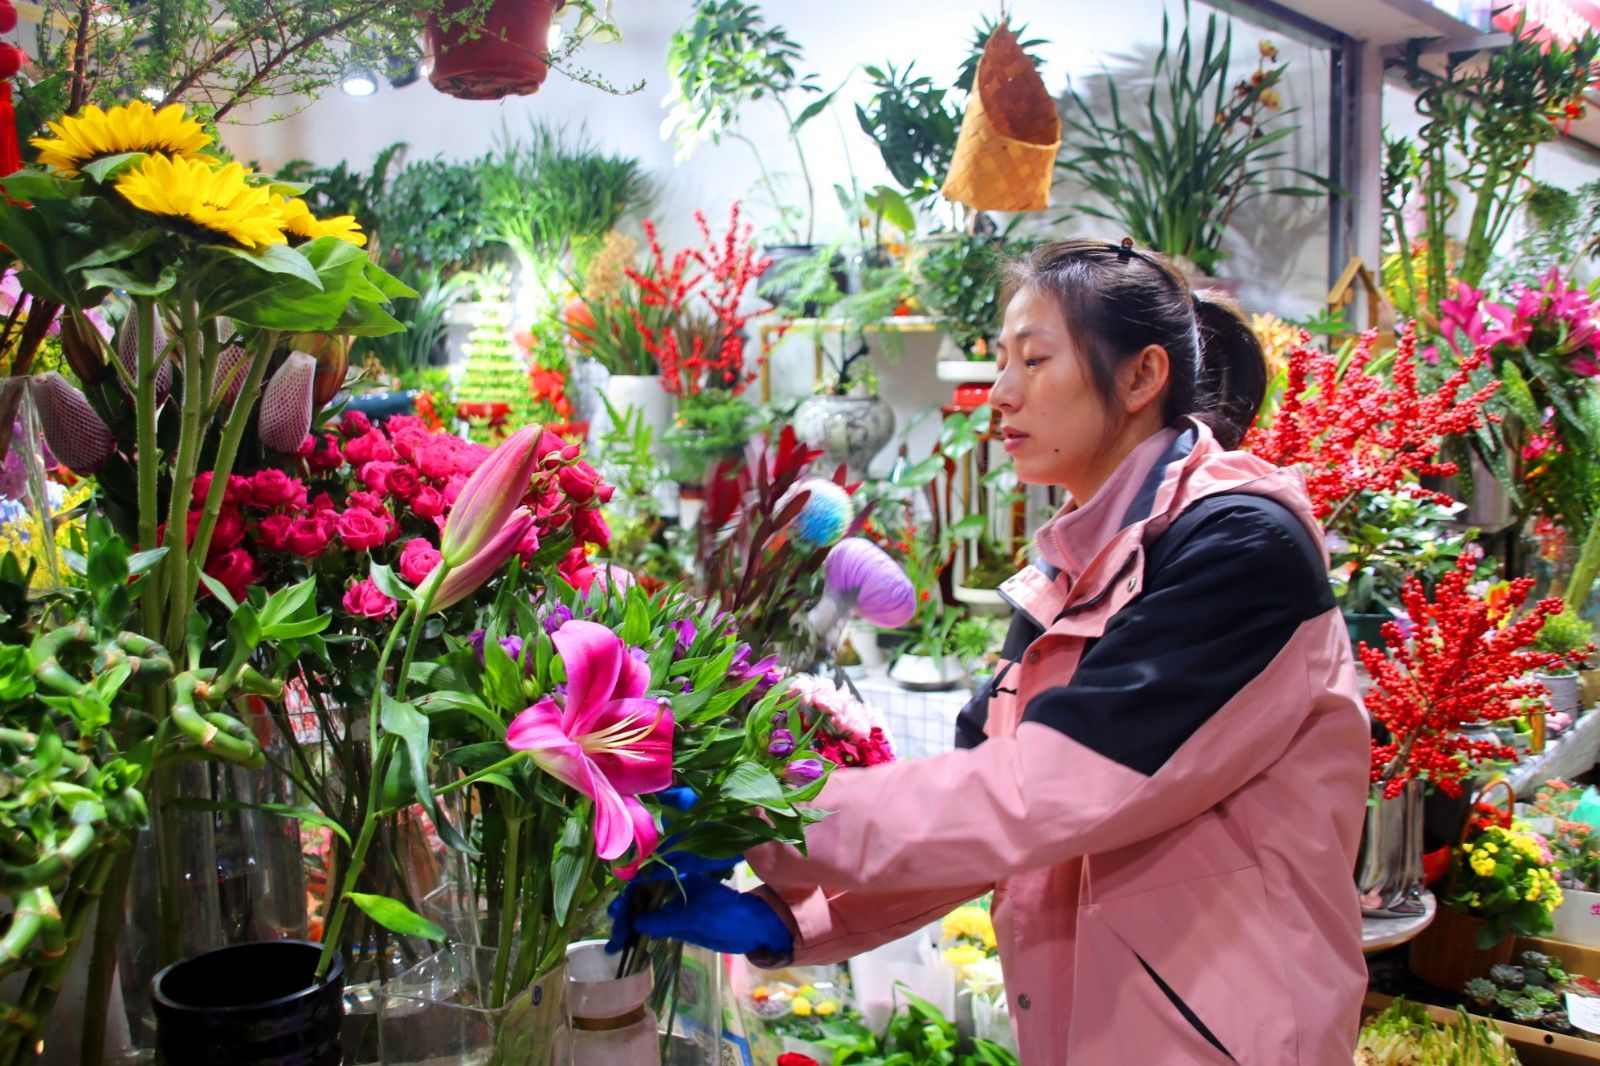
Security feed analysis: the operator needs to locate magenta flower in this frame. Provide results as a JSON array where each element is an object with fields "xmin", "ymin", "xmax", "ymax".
[
  {"xmin": 505, "ymin": 620, "xmax": 674, "ymax": 878},
  {"xmin": 422, "ymin": 424, "xmax": 544, "ymax": 611},
  {"xmin": 1438, "ymin": 283, "xmax": 1487, "ymax": 354}
]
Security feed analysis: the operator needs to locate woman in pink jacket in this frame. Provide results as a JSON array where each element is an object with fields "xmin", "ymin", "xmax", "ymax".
[{"xmin": 627, "ymin": 238, "xmax": 1370, "ymax": 1064}]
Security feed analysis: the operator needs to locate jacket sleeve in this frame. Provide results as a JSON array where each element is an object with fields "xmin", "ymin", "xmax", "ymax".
[{"xmin": 748, "ymin": 496, "xmax": 1346, "ymax": 896}]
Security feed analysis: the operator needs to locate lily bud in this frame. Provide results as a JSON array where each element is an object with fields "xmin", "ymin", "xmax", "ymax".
[
  {"xmin": 30, "ymin": 371, "xmax": 115, "ymax": 473},
  {"xmin": 115, "ymin": 311, "xmax": 172, "ymax": 404},
  {"xmin": 259, "ymin": 352, "xmax": 316, "ymax": 453},
  {"xmin": 437, "ymin": 423, "xmax": 544, "ymax": 568}
]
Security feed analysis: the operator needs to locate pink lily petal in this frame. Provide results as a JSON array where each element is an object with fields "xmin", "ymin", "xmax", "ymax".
[
  {"xmin": 440, "ymin": 424, "xmax": 545, "ymax": 567},
  {"xmin": 617, "ymin": 649, "xmax": 650, "ymax": 701},
  {"xmin": 428, "ymin": 510, "xmax": 533, "ymax": 612},
  {"xmin": 584, "ymin": 697, "xmax": 674, "ymax": 795},
  {"xmin": 552, "ymin": 620, "xmax": 626, "ymax": 733},
  {"xmin": 588, "ymin": 772, "xmax": 637, "ymax": 861},
  {"xmin": 612, "ymin": 799, "xmax": 661, "ymax": 880}
]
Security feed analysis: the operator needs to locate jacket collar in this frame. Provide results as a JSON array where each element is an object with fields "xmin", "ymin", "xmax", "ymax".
[{"xmin": 1033, "ymin": 426, "xmax": 1193, "ymax": 582}]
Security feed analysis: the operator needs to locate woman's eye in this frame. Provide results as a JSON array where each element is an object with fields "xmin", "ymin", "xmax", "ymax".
[{"xmin": 1024, "ymin": 358, "xmax": 1044, "ymax": 369}]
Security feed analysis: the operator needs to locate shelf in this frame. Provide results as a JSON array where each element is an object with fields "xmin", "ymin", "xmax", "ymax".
[
  {"xmin": 1363, "ymin": 890, "xmax": 1437, "ymax": 954},
  {"xmin": 771, "ymin": 315, "xmax": 946, "ymax": 334},
  {"xmin": 1363, "ymin": 990, "xmax": 1600, "ymax": 1064}
]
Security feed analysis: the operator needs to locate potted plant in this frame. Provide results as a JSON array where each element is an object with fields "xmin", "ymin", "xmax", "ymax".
[
  {"xmin": 1528, "ymin": 780, "xmax": 1600, "ymax": 947},
  {"xmin": 1532, "ymin": 606, "xmax": 1595, "ymax": 716},
  {"xmin": 1057, "ymin": 0, "xmax": 1329, "ymax": 281},
  {"xmin": 663, "ymin": 387, "xmax": 753, "ymax": 497},
  {"xmin": 423, "ymin": 0, "xmax": 624, "ymax": 99},
  {"xmin": 915, "ymin": 230, "xmax": 1038, "ymax": 404},
  {"xmin": 663, "ymin": 0, "xmax": 829, "ymax": 250}
]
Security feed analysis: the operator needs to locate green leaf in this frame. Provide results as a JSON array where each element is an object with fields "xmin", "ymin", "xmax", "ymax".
[
  {"xmin": 368, "ymin": 562, "xmax": 415, "ymax": 606},
  {"xmin": 215, "ymin": 242, "xmax": 323, "ymax": 288},
  {"xmin": 551, "ymin": 813, "xmax": 586, "ymax": 925},
  {"xmin": 126, "ymin": 547, "xmax": 168, "ymax": 576},
  {"xmin": 227, "ymin": 603, "xmax": 262, "ymax": 649},
  {"xmin": 82, "ymin": 263, "xmax": 178, "ymax": 297},
  {"xmin": 363, "ymin": 260, "xmax": 418, "ymax": 300},
  {"xmin": 344, "ymin": 892, "xmax": 446, "ymax": 940},
  {"xmin": 259, "ymin": 577, "xmax": 316, "ymax": 631},
  {"xmin": 722, "ymin": 762, "xmax": 788, "ymax": 810},
  {"xmin": 480, "ymin": 635, "xmax": 524, "ymax": 713},
  {"xmin": 198, "ymin": 572, "xmax": 239, "ymax": 612},
  {"xmin": 619, "ymin": 592, "xmax": 650, "ymax": 648},
  {"xmin": 173, "ymin": 798, "xmax": 350, "ymax": 846},
  {"xmin": 81, "ymin": 152, "xmax": 146, "ymax": 184},
  {"xmin": 1, "ymin": 170, "xmax": 81, "ymax": 202},
  {"xmin": 948, "ymin": 514, "xmax": 988, "ymax": 539},
  {"xmin": 69, "ymin": 229, "xmax": 160, "ymax": 271},
  {"xmin": 890, "ymin": 454, "xmax": 944, "ymax": 489}
]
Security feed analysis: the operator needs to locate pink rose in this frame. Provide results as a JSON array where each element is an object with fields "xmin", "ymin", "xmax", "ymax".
[
  {"xmin": 347, "ymin": 490, "xmax": 386, "ymax": 514},
  {"xmin": 307, "ymin": 433, "xmax": 343, "ymax": 472},
  {"xmin": 387, "ymin": 415, "xmax": 427, "ymax": 436},
  {"xmin": 225, "ymin": 475, "xmax": 251, "ymax": 505},
  {"xmin": 337, "ymin": 508, "xmax": 389, "ymax": 552},
  {"xmin": 204, "ymin": 548, "xmax": 258, "ymax": 602},
  {"xmin": 340, "ymin": 410, "xmax": 372, "ymax": 437},
  {"xmin": 558, "ymin": 461, "xmax": 604, "ymax": 503},
  {"xmin": 360, "ymin": 460, "xmax": 399, "ymax": 495},
  {"xmin": 191, "ymin": 471, "xmax": 214, "ymax": 504},
  {"xmin": 516, "ymin": 524, "xmax": 541, "ymax": 561},
  {"xmin": 284, "ymin": 516, "xmax": 331, "ymax": 558},
  {"xmin": 256, "ymin": 513, "xmax": 293, "ymax": 552},
  {"xmin": 342, "ymin": 578, "xmax": 396, "ymax": 619},
  {"xmin": 415, "ymin": 438, "xmax": 459, "ymax": 480},
  {"xmin": 247, "ymin": 468, "xmax": 306, "ymax": 509},
  {"xmin": 384, "ymin": 464, "xmax": 421, "ymax": 501},
  {"xmin": 398, "ymin": 537, "xmax": 442, "ymax": 585},
  {"xmin": 454, "ymin": 442, "xmax": 491, "ymax": 475},
  {"xmin": 389, "ymin": 425, "xmax": 430, "ymax": 462},
  {"xmin": 210, "ymin": 507, "xmax": 247, "ymax": 552},
  {"xmin": 558, "ymin": 546, "xmax": 596, "ymax": 594},
  {"xmin": 441, "ymin": 474, "xmax": 468, "ymax": 506},
  {"xmin": 411, "ymin": 485, "xmax": 445, "ymax": 520},
  {"xmin": 297, "ymin": 433, "xmax": 316, "ymax": 456},
  {"xmin": 309, "ymin": 491, "xmax": 337, "ymax": 513},
  {"xmin": 572, "ymin": 507, "xmax": 610, "ymax": 550},
  {"xmin": 535, "ymin": 429, "xmax": 567, "ymax": 460},
  {"xmin": 343, "ymin": 427, "xmax": 394, "ymax": 466}
]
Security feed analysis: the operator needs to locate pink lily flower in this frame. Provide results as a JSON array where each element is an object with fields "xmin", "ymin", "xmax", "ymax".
[
  {"xmin": 1438, "ymin": 283, "xmax": 1486, "ymax": 354},
  {"xmin": 438, "ymin": 424, "xmax": 544, "ymax": 568},
  {"xmin": 1482, "ymin": 300, "xmax": 1532, "ymax": 350},
  {"xmin": 505, "ymin": 620, "xmax": 674, "ymax": 878}
]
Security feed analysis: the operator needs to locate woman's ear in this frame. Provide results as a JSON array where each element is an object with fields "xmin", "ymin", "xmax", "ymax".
[{"xmin": 1121, "ymin": 344, "xmax": 1171, "ymax": 415}]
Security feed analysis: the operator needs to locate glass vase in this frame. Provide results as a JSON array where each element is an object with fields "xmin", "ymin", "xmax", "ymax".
[
  {"xmin": 1355, "ymin": 780, "xmax": 1426, "ymax": 918},
  {"xmin": 377, "ymin": 945, "xmax": 569, "ymax": 1066}
]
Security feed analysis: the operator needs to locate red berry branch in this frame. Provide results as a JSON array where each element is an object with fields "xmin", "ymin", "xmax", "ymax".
[
  {"xmin": 1364, "ymin": 554, "xmax": 1571, "ymax": 798},
  {"xmin": 626, "ymin": 203, "xmax": 772, "ymax": 397},
  {"xmin": 1243, "ymin": 324, "xmax": 1501, "ymax": 523}
]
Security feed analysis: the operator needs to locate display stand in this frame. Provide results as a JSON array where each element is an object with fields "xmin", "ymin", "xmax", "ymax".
[
  {"xmin": 1508, "ymin": 710, "xmax": 1600, "ymax": 798},
  {"xmin": 1362, "ymin": 889, "xmax": 1436, "ymax": 955},
  {"xmin": 1363, "ymin": 990, "xmax": 1600, "ymax": 1065}
]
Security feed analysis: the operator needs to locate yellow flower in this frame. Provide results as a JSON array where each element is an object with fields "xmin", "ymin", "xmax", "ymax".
[
  {"xmin": 115, "ymin": 155, "xmax": 287, "ymax": 249},
  {"xmin": 815, "ymin": 1001, "xmax": 838, "ymax": 1017},
  {"xmin": 1483, "ymin": 842, "xmax": 1499, "ymax": 853},
  {"xmin": 944, "ymin": 945, "xmax": 986, "ymax": 971},
  {"xmin": 1259, "ymin": 89, "xmax": 1283, "ymax": 111},
  {"xmin": 32, "ymin": 101, "xmax": 211, "ymax": 176},
  {"xmin": 942, "ymin": 906, "xmax": 996, "ymax": 948},
  {"xmin": 790, "ymin": 997, "xmax": 812, "ymax": 1017},
  {"xmin": 1470, "ymin": 853, "xmax": 1497, "ymax": 877},
  {"xmin": 278, "ymin": 196, "xmax": 367, "ymax": 247},
  {"xmin": 1259, "ymin": 39, "xmax": 1280, "ymax": 60}
]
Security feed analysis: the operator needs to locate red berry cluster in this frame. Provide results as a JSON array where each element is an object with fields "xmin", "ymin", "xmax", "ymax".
[
  {"xmin": 1243, "ymin": 324, "xmax": 1501, "ymax": 520},
  {"xmin": 626, "ymin": 203, "xmax": 772, "ymax": 397},
  {"xmin": 1364, "ymin": 553, "xmax": 1572, "ymax": 798}
]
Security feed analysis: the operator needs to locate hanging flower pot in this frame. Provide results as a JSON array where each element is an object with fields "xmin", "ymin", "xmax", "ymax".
[
  {"xmin": 151, "ymin": 940, "xmax": 344, "ymax": 1065},
  {"xmin": 424, "ymin": 0, "xmax": 565, "ymax": 101}
]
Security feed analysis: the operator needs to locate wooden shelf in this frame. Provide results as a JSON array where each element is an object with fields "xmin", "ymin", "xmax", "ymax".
[{"xmin": 1363, "ymin": 991, "xmax": 1600, "ymax": 1064}]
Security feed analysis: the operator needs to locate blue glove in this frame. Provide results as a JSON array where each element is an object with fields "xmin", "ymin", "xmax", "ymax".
[
  {"xmin": 631, "ymin": 873, "xmax": 793, "ymax": 957},
  {"xmin": 605, "ymin": 850, "xmax": 740, "ymax": 955}
]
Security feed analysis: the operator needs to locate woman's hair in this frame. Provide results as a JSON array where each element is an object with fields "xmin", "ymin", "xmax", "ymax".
[{"xmin": 1000, "ymin": 238, "xmax": 1268, "ymax": 449}]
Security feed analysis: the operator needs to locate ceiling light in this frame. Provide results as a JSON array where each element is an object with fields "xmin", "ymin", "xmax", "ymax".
[{"xmin": 341, "ymin": 71, "xmax": 378, "ymax": 97}]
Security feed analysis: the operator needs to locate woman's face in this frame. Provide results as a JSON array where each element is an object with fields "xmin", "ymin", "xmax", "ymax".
[{"xmin": 992, "ymin": 286, "xmax": 1114, "ymax": 493}]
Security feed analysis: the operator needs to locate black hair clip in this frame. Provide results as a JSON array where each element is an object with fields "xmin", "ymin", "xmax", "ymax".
[{"xmin": 1117, "ymin": 237, "xmax": 1136, "ymax": 258}]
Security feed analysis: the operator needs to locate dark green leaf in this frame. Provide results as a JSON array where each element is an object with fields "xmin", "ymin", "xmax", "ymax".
[
  {"xmin": 551, "ymin": 813, "xmax": 586, "ymax": 925},
  {"xmin": 345, "ymin": 892, "xmax": 446, "ymax": 940},
  {"xmin": 367, "ymin": 562, "xmax": 415, "ymax": 606},
  {"xmin": 214, "ymin": 242, "xmax": 324, "ymax": 288}
]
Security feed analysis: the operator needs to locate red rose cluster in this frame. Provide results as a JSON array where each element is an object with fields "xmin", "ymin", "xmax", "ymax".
[
  {"xmin": 181, "ymin": 411, "xmax": 614, "ymax": 614},
  {"xmin": 1364, "ymin": 554, "xmax": 1572, "ymax": 798},
  {"xmin": 812, "ymin": 726, "xmax": 895, "ymax": 769}
]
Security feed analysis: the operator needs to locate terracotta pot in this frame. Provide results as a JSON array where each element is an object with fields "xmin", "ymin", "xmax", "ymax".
[{"xmin": 424, "ymin": 0, "xmax": 564, "ymax": 100}]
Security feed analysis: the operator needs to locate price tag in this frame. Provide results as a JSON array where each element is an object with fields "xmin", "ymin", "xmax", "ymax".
[{"xmin": 1565, "ymin": 993, "xmax": 1600, "ymax": 1034}]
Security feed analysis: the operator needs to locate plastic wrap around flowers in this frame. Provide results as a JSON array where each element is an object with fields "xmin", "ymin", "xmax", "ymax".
[{"xmin": 807, "ymin": 537, "xmax": 917, "ymax": 647}]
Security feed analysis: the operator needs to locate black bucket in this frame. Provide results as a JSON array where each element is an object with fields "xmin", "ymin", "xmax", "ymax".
[{"xmin": 152, "ymin": 939, "xmax": 345, "ymax": 1065}]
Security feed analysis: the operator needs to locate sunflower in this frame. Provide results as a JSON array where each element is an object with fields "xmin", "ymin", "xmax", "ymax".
[
  {"xmin": 278, "ymin": 196, "xmax": 367, "ymax": 247},
  {"xmin": 32, "ymin": 101, "xmax": 212, "ymax": 177},
  {"xmin": 115, "ymin": 155, "xmax": 287, "ymax": 249}
]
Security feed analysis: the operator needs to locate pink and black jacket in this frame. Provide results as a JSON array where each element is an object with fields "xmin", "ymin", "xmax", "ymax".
[{"xmin": 751, "ymin": 421, "xmax": 1369, "ymax": 1064}]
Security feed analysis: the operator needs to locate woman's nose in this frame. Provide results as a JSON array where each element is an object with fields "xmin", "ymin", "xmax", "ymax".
[{"xmin": 990, "ymin": 362, "xmax": 1021, "ymax": 412}]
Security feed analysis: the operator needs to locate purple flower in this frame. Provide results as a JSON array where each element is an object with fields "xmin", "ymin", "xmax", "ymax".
[
  {"xmin": 729, "ymin": 644, "xmax": 783, "ymax": 693},
  {"xmin": 767, "ymin": 729, "xmax": 796, "ymax": 757},
  {"xmin": 669, "ymin": 619, "xmax": 697, "ymax": 656},
  {"xmin": 784, "ymin": 759, "xmax": 825, "ymax": 786},
  {"xmin": 469, "ymin": 629, "xmax": 524, "ymax": 665},
  {"xmin": 543, "ymin": 604, "xmax": 575, "ymax": 635}
]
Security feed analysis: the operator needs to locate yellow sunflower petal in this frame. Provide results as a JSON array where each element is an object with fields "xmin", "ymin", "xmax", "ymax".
[
  {"xmin": 115, "ymin": 155, "xmax": 287, "ymax": 249},
  {"xmin": 31, "ymin": 101, "xmax": 212, "ymax": 177},
  {"xmin": 279, "ymin": 196, "xmax": 368, "ymax": 247}
]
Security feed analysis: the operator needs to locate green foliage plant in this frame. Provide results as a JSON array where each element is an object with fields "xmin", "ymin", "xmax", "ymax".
[
  {"xmin": 1057, "ymin": 1, "xmax": 1328, "ymax": 276},
  {"xmin": 1381, "ymin": 20, "xmax": 1600, "ymax": 319},
  {"xmin": 1532, "ymin": 607, "xmax": 1593, "ymax": 675}
]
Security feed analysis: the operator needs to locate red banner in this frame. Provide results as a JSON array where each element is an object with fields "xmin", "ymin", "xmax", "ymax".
[{"xmin": 1493, "ymin": 0, "xmax": 1600, "ymax": 44}]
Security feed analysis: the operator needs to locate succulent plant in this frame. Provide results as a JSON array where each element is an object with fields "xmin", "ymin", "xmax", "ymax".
[
  {"xmin": 1545, "ymin": 1011, "xmax": 1575, "ymax": 1033},
  {"xmin": 1463, "ymin": 977, "xmax": 1498, "ymax": 1007},
  {"xmin": 1490, "ymin": 963, "xmax": 1527, "ymax": 990},
  {"xmin": 1520, "ymin": 951, "xmax": 1554, "ymax": 970},
  {"xmin": 1496, "ymin": 987, "xmax": 1524, "ymax": 1012},
  {"xmin": 1524, "ymin": 967, "xmax": 1550, "ymax": 988},
  {"xmin": 1510, "ymin": 997, "xmax": 1545, "ymax": 1024},
  {"xmin": 1528, "ymin": 986, "xmax": 1560, "ymax": 1008}
]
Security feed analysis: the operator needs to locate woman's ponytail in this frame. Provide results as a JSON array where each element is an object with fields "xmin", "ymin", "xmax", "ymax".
[{"xmin": 1191, "ymin": 289, "xmax": 1267, "ymax": 450}]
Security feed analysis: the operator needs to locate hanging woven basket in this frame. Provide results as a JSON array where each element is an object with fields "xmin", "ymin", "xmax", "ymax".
[{"xmin": 942, "ymin": 20, "xmax": 1061, "ymax": 213}]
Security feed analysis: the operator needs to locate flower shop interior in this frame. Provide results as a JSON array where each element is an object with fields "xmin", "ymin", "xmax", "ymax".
[{"xmin": 5, "ymin": 0, "xmax": 1600, "ymax": 1062}]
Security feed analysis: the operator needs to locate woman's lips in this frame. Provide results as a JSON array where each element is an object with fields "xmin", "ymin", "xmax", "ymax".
[{"xmin": 1001, "ymin": 427, "xmax": 1028, "ymax": 452}]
